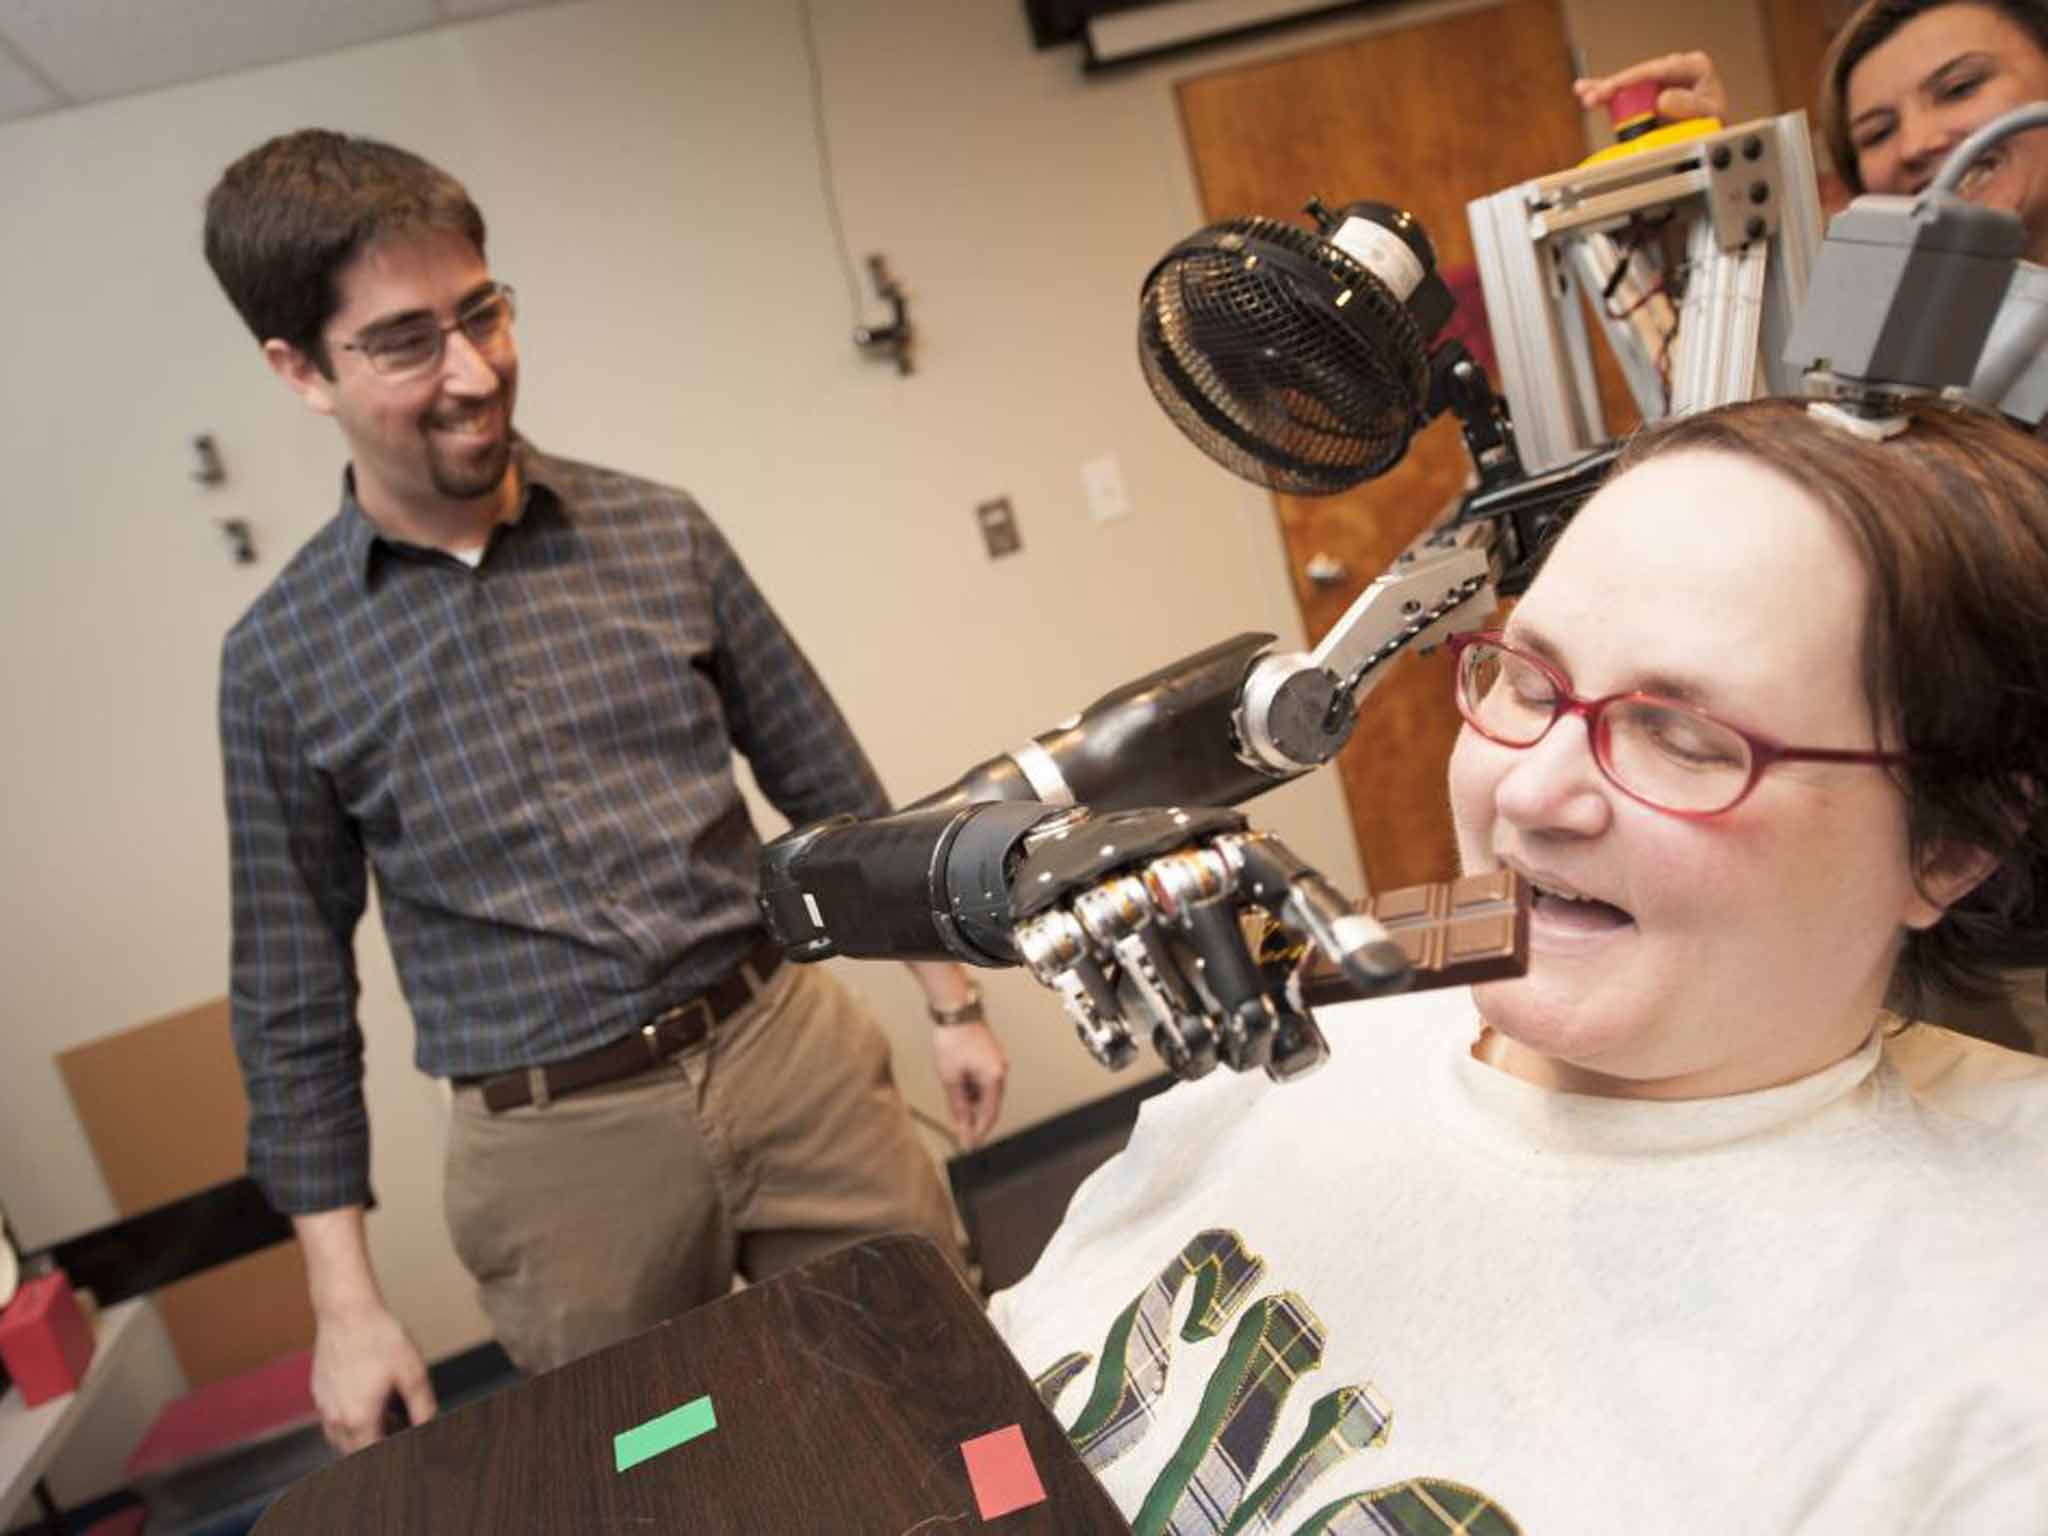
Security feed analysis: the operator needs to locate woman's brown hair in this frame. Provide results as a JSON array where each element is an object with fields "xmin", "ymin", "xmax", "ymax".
[{"xmin": 1617, "ymin": 397, "xmax": 2048, "ymax": 1001}]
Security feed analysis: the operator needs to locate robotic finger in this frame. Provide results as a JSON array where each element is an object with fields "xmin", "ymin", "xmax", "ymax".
[{"xmin": 1008, "ymin": 807, "xmax": 1411, "ymax": 1084}]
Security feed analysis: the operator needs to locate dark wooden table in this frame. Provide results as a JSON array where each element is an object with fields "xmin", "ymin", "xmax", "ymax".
[{"xmin": 253, "ymin": 1235, "xmax": 1129, "ymax": 1533}]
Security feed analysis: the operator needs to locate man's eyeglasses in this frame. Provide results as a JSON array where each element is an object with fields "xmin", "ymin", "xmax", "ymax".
[
  {"xmin": 1447, "ymin": 631, "xmax": 1908, "ymax": 819},
  {"xmin": 337, "ymin": 284, "xmax": 517, "ymax": 379}
]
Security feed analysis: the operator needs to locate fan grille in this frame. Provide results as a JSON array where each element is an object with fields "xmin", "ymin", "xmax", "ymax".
[{"xmin": 1138, "ymin": 217, "xmax": 1430, "ymax": 496}]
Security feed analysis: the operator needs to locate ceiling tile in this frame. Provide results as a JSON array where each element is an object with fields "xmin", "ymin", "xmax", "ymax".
[
  {"xmin": 0, "ymin": 0, "xmax": 438, "ymax": 105},
  {"xmin": 0, "ymin": 31, "xmax": 62, "ymax": 123},
  {"xmin": 433, "ymin": 0, "xmax": 564, "ymax": 20}
]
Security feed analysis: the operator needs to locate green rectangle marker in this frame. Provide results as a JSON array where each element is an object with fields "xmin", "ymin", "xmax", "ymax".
[{"xmin": 614, "ymin": 1394, "xmax": 717, "ymax": 1473}]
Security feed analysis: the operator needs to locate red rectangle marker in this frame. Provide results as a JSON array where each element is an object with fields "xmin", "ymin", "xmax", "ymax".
[{"xmin": 960, "ymin": 1423, "xmax": 1047, "ymax": 1520}]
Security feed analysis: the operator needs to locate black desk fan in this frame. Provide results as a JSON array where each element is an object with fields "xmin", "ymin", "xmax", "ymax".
[{"xmin": 1137, "ymin": 198, "xmax": 1612, "ymax": 590}]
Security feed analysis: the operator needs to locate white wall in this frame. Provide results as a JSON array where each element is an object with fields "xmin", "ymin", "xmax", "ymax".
[
  {"xmin": 1562, "ymin": 0, "xmax": 1775, "ymax": 133},
  {"xmin": 0, "ymin": 0, "xmax": 1440, "ymax": 1502}
]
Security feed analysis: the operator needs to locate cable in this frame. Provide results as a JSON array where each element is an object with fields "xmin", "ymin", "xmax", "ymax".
[
  {"xmin": 1600, "ymin": 242, "xmax": 1636, "ymax": 303},
  {"xmin": 1931, "ymin": 102, "xmax": 2048, "ymax": 196},
  {"xmin": 1607, "ymin": 275, "xmax": 1670, "ymax": 321},
  {"xmin": 796, "ymin": 0, "xmax": 867, "ymax": 328}
]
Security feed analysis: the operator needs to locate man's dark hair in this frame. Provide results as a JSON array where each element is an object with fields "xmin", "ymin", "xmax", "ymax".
[{"xmin": 203, "ymin": 129, "xmax": 487, "ymax": 375}]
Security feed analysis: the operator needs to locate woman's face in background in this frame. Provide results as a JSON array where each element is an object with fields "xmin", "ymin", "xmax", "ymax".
[{"xmin": 1846, "ymin": 4, "xmax": 2048, "ymax": 262}]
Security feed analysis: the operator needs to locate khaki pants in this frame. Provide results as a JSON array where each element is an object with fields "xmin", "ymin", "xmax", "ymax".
[{"xmin": 444, "ymin": 961, "xmax": 962, "ymax": 1374}]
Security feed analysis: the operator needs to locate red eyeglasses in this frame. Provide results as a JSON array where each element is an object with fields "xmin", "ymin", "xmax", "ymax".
[{"xmin": 1448, "ymin": 632, "xmax": 1908, "ymax": 819}]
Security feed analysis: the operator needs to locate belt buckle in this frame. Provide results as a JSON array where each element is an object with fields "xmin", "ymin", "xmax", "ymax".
[{"xmin": 643, "ymin": 995, "xmax": 717, "ymax": 1060}]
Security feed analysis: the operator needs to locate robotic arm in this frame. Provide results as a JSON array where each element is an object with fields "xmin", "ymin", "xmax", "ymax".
[{"xmin": 758, "ymin": 451, "xmax": 1560, "ymax": 1082}]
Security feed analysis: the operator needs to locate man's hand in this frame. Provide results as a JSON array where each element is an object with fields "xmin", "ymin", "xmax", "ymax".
[
  {"xmin": 293, "ymin": 1206, "xmax": 438, "ymax": 1454},
  {"xmin": 1573, "ymin": 50, "xmax": 1729, "ymax": 125},
  {"xmin": 906, "ymin": 959, "xmax": 1008, "ymax": 1147},
  {"xmin": 309, "ymin": 1300, "xmax": 437, "ymax": 1454},
  {"xmin": 931, "ymin": 1020, "xmax": 1008, "ymax": 1147}
]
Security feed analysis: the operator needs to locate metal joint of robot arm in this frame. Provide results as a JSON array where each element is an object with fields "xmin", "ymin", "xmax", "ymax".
[{"xmin": 1236, "ymin": 528, "xmax": 1497, "ymax": 777}]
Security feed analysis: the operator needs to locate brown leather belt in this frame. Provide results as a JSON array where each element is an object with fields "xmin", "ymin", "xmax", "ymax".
[{"xmin": 464, "ymin": 937, "xmax": 783, "ymax": 1113}]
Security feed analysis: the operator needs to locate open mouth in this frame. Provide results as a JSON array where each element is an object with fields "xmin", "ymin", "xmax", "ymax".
[
  {"xmin": 1526, "ymin": 877, "xmax": 1635, "ymax": 934},
  {"xmin": 430, "ymin": 401, "xmax": 501, "ymax": 438},
  {"xmin": 1948, "ymin": 146, "xmax": 2006, "ymax": 199}
]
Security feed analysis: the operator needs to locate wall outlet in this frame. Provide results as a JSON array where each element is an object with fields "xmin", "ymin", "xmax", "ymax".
[
  {"xmin": 1081, "ymin": 454, "xmax": 1129, "ymax": 522},
  {"xmin": 977, "ymin": 497, "xmax": 1022, "ymax": 559}
]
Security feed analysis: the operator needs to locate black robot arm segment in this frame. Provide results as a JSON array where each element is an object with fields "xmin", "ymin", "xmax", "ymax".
[
  {"xmin": 757, "ymin": 800, "xmax": 1050, "ymax": 966},
  {"xmin": 1428, "ymin": 340, "xmax": 1523, "ymax": 493},
  {"xmin": 899, "ymin": 530, "xmax": 1503, "ymax": 835},
  {"xmin": 1449, "ymin": 442, "xmax": 1620, "ymax": 596},
  {"xmin": 906, "ymin": 633, "xmax": 1291, "ymax": 815}
]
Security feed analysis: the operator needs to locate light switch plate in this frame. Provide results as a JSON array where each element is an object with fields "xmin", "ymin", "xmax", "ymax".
[
  {"xmin": 1081, "ymin": 455, "xmax": 1130, "ymax": 522},
  {"xmin": 977, "ymin": 497, "xmax": 1022, "ymax": 558}
]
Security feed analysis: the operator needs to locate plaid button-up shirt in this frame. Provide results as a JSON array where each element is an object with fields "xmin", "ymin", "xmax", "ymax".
[{"xmin": 220, "ymin": 444, "xmax": 890, "ymax": 1212}]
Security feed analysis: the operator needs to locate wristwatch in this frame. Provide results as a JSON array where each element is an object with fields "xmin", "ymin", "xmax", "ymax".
[{"xmin": 927, "ymin": 985, "xmax": 985, "ymax": 1028}]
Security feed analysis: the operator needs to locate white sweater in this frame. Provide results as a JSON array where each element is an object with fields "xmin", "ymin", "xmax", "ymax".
[{"xmin": 989, "ymin": 992, "xmax": 2048, "ymax": 1535}]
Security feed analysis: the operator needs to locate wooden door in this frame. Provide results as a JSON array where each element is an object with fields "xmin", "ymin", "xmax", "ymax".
[
  {"xmin": 1176, "ymin": 0, "xmax": 1614, "ymax": 891},
  {"xmin": 1759, "ymin": 0, "xmax": 1859, "ymax": 119},
  {"xmin": 1758, "ymin": 0, "xmax": 1860, "ymax": 211}
]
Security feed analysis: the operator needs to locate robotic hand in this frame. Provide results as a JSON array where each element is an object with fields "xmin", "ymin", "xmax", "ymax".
[{"xmin": 758, "ymin": 801, "xmax": 1411, "ymax": 1083}]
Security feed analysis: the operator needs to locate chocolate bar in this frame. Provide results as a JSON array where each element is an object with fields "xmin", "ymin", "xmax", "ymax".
[{"xmin": 1295, "ymin": 869, "xmax": 1529, "ymax": 1007}]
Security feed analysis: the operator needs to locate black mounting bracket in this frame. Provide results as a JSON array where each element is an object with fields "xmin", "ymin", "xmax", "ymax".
[
  {"xmin": 853, "ymin": 253, "xmax": 913, "ymax": 376},
  {"xmin": 217, "ymin": 518, "xmax": 258, "ymax": 565}
]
